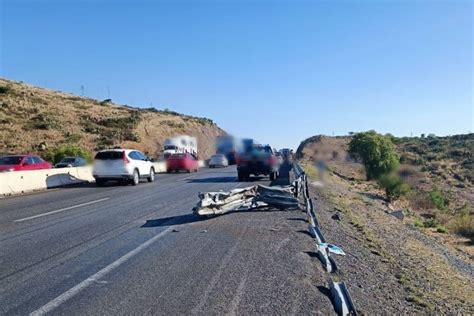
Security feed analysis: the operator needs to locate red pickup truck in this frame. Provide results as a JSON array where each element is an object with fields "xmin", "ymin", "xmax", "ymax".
[{"xmin": 236, "ymin": 144, "xmax": 279, "ymax": 181}]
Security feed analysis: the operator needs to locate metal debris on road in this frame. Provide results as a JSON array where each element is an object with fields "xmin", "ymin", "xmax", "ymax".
[{"xmin": 193, "ymin": 185, "xmax": 299, "ymax": 216}]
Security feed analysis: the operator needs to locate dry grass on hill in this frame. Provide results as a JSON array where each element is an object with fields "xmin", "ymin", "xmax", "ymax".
[{"xmin": 0, "ymin": 78, "xmax": 225, "ymax": 159}]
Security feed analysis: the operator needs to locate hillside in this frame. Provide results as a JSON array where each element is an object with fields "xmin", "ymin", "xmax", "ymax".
[
  {"xmin": 0, "ymin": 78, "xmax": 225, "ymax": 160},
  {"xmin": 297, "ymin": 133, "xmax": 473, "ymax": 242},
  {"xmin": 296, "ymin": 134, "xmax": 473, "ymax": 313}
]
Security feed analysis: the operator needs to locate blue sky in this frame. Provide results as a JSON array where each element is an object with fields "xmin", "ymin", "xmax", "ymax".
[{"xmin": 1, "ymin": 0, "xmax": 472, "ymax": 149}]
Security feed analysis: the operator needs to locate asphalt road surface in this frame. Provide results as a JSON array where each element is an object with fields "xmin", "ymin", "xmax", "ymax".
[{"xmin": 0, "ymin": 166, "xmax": 333, "ymax": 315}]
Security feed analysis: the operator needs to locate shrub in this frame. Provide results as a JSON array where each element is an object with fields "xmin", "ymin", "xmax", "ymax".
[
  {"xmin": 423, "ymin": 217, "xmax": 440, "ymax": 228},
  {"xmin": 25, "ymin": 113, "xmax": 60, "ymax": 130},
  {"xmin": 378, "ymin": 173, "xmax": 410, "ymax": 202},
  {"xmin": 99, "ymin": 99, "xmax": 112, "ymax": 106},
  {"xmin": 42, "ymin": 145, "xmax": 92, "ymax": 164},
  {"xmin": 0, "ymin": 86, "xmax": 11, "ymax": 94},
  {"xmin": 348, "ymin": 131, "xmax": 399, "ymax": 180},
  {"xmin": 429, "ymin": 190, "xmax": 449, "ymax": 212},
  {"xmin": 436, "ymin": 226, "xmax": 448, "ymax": 233},
  {"xmin": 63, "ymin": 132, "xmax": 82, "ymax": 143},
  {"xmin": 414, "ymin": 218, "xmax": 424, "ymax": 228}
]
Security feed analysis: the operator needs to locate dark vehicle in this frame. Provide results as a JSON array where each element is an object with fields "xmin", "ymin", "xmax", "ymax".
[
  {"xmin": 54, "ymin": 157, "xmax": 88, "ymax": 168},
  {"xmin": 216, "ymin": 136, "xmax": 239, "ymax": 165},
  {"xmin": 280, "ymin": 148, "xmax": 293, "ymax": 163},
  {"xmin": 237, "ymin": 144, "xmax": 279, "ymax": 181},
  {"xmin": 0, "ymin": 155, "xmax": 52, "ymax": 172}
]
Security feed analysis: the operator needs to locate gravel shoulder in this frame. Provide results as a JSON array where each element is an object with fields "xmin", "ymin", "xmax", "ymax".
[{"xmin": 307, "ymin": 172, "xmax": 474, "ymax": 314}]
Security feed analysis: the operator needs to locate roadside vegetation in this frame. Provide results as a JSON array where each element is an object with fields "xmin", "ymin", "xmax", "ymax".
[
  {"xmin": 297, "ymin": 132, "xmax": 473, "ymax": 245},
  {"xmin": 0, "ymin": 78, "xmax": 224, "ymax": 160},
  {"xmin": 42, "ymin": 145, "xmax": 93, "ymax": 165}
]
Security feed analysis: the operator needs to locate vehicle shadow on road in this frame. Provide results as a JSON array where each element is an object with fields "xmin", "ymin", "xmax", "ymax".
[
  {"xmin": 141, "ymin": 213, "xmax": 205, "ymax": 228},
  {"xmin": 187, "ymin": 176, "xmax": 237, "ymax": 183}
]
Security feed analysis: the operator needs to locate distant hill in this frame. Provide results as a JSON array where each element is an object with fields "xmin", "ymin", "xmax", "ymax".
[
  {"xmin": 0, "ymin": 78, "xmax": 225, "ymax": 159},
  {"xmin": 297, "ymin": 133, "xmax": 473, "ymax": 243}
]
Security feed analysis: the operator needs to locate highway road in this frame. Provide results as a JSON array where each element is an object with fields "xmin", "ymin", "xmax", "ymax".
[{"xmin": 0, "ymin": 166, "xmax": 333, "ymax": 315}]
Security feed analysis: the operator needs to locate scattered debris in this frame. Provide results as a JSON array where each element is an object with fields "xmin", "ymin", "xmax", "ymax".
[
  {"xmin": 200, "ymin": 230, "xmax": 207, "ymax": 233},
  {"xmin": 172, "ymin": 228, "xmax": 179, "ymax": 233},
  {"xmin": 331, "ymin": 213, "xmax": 341, "ymax": 221},
  {"xmin": 320, "ymin": 243, "xmax": 346, "ymax": 256},
  {"xmin": 193, "ymin": 185, "xmax": 298, "ymax": 216}
]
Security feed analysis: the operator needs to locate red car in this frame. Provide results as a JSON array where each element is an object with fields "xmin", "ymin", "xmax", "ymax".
[
  {"xmin": 0, "ymin": 155, "xmax": 52, "ymax": 172},
  {"xmin": 166, "ymin": 153, "xmax": 198, "ymax": 173}
]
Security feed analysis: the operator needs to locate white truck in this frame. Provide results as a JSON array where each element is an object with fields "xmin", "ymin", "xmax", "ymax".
[{"xmin": 163, "ymin": 135, "xmax": 197, "ymax": 159}]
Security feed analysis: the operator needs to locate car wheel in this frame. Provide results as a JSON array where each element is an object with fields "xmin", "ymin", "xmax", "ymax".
[
  {"xmin": 96, "ymin": 179, "xmax": 105, "ymax": 187},
  {"xmin": 148, "ymin": 168, "xmax": 155, "ymax": 182},
  {"xmin": 187, "ymin": 168, "xmax": 191, "ymax": 173},
  {"xmin": 237, "ymin": 172, "xmax": 244, "ymax": 182},
  {"xmin": 131, "ymin": 169, "xmax": 139, "ymax": 186}
]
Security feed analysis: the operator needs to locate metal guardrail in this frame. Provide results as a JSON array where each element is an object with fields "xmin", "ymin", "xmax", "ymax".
[{"xmin": 292, "ymin": 162, "xmax": 357, "ymax": 316}]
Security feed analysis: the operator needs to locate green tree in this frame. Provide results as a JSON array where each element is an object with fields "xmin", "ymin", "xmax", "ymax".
[
  {"xmin": 42, "ymin": 145, "xmax": 92, "ymax": 165},
  {"xmin": 378, "ymin": 173, "xmax": 410, "ymax": 202},
  {"xmin": 348, "ymin": 131, "xmax": 399, "ymax": 180}
]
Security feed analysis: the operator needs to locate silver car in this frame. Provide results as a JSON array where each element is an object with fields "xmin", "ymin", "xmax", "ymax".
[{"xmin": 209, "ymin": 154, "xmax": 228, "ymax": 168}]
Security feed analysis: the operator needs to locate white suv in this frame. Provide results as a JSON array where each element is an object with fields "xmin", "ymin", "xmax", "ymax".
[{"xmin": 93, "ymin": 149, "xmax": 155, "ymax": 186}]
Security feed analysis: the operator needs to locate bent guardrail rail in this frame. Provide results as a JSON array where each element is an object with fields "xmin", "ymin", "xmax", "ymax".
[{"xmin": 293, "ymin": 162, "xmax": 357, "ymax": 316}]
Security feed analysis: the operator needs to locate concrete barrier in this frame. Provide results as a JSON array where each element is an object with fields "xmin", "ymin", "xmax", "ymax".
[
  {"xmin": 0, "ymin": 160, "xmax": 204, "ymax": 197},
  {"xmin": 0, "ymin": 166, "xmax": 94, "ymax": 197}
]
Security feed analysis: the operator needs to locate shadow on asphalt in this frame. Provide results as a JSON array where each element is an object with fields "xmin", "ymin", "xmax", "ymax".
[
  {"xmin": 141, "ymin": 213, "xmax": 203, "ymax": 228},
  {"xmin": 187, "ymin": 176, "xmax": 237, "ymax": 183}
]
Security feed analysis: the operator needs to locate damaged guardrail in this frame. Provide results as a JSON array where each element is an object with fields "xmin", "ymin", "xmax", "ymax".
[
  {"xmin": 192, "ymin": 163, "xmax": 357, "ymax": 315},
  {"xmin": 294, "ymin": 163, "xmax": 357, "ymax": 316},
  {"xmin": 193, "ymin": 184, "xmax": 299, "ymax": 216}
]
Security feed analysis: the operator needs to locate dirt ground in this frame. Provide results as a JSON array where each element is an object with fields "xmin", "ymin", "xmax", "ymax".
[{"xmin": 305, "ymin": 168, "xmax": 473, "ymax": 314}]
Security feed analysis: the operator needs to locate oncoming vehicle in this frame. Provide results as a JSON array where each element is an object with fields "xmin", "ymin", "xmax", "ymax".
[
  {"xmin": 0, "ymin": 155, "xmax": 52, "ymax": 172},
  {"xmin": 166, "ymin": 153, "xmax": 198, "ymax": 173},
  {"xmin": 209, "ymin": 154, "xmax": 228, "ymax": 168},
  {"xmin": 93, "ymin": 149, "xmax": 155, "ymax": 186},
  {"xmin": 237, "ymin": 144, "xmax": 279, "ymax": 181},
  {"xmin": 54, "ymin": 157, "xmax": 87, "ymax": 168}
]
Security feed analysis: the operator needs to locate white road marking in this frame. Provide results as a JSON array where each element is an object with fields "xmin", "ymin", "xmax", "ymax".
[
  {"xmin": 179, "ymin": 175, "xmax": 197, "ymax": 181},
  {"xmin": 14, "ymin": 198, "xmax": 110, "ymax": 223},
  {"xmin": 30, "ymin": 226, "xmax": 174, "ymax": 316}
]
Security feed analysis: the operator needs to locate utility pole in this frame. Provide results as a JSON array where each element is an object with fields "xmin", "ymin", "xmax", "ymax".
[
  {"xmin": 107, "ymin": 86, "xmax": 111, "ymax": 99},
  {"xmin": 80, "ymin": 85, "xmax": 84, "ymax": 96}
]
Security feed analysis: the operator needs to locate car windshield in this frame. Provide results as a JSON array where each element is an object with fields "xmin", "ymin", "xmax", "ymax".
[
  {"xmin": 170, "ymin": 154, "xmax": 186, "ymax": 159},
  {"xmin": 164, "ymin": 145, "xmax": 178, "ymax": 150},
  {"xmin": 0, "ymin": 156, "xmax": 23, "ymax": 165},
  {"xmin": 95, "ymin": 151, "xmax": 123, "ymax": 160},
  {"xmin": 61, "ymin": 158, "xmax": 76, "ymax": 163},
  {"xmin": 211, "ymin": 155, "xmax": 224, "ymax": 159}
]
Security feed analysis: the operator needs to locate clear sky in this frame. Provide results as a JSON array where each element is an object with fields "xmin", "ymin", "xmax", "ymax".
[{"xmin": 1, "ymin": 0, "xmax": 472, "ymax": 149}]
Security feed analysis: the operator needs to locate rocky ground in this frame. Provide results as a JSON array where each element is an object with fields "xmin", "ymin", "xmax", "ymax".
[{"xmin": 305, "ymin": 168, "xmax": 473, "ymax": 314}]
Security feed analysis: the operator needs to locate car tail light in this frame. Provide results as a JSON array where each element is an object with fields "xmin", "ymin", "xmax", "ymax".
[{"xmin": 122, "ymin": 151, "xmax": 130, "ymax": 164}]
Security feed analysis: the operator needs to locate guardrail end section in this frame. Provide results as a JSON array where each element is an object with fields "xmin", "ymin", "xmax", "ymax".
[{"xmin": 328, "ymin": 278, "xmax": 357, "ymax": 316}]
